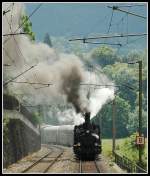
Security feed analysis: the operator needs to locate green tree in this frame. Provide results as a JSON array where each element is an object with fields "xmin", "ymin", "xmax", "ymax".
[
  {"xmin": 92, "ymin": 95, "xmax": 131, "ymax": 138},
  {"xmin": 91, "ymin": 45, "xmax": 121, "ymax": 67},
  {"xmin": 43, "ymin": 33, "xmax": 53, "ymax": 47},
  {"xmin": 103, "ymin": 63, "xmax": 138, "ymax": 109},
  {"xmin": 21, "ymin": 15, "xmax": 35, "ymax": 41},
  {"xmin": 127, "ymin": 107, "xmax": 147, "ymax": 136}
]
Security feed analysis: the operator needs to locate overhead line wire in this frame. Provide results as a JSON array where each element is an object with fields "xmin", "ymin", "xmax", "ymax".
[
  {"xmin": 3, "ymin": 32, "xmax": 29, "ymax": 36},
  {"xmin": 11, "ymin": 81, "xmax": 53, "ymax": 86},
  {"xmin": 107, "ymin": 9, "xmax": 114, "ymax": 34},
  {"xmin": 3, "ymin": 47, "xmax": 16, "ymax": 66},
  {"xmin": 4, "ymin": 65, "xmax": 36, "ymax": 86},
  {"xmin": 4, "ymin": 3, "xmax": 43, "ymax": 45},
  {"xmin": 15, "ymin": 3, "xmax": 43, "ymax": 32},
  {"xmin": 10, "ymin": 3, "xmax": 14, "ymax": 30},
  {"xmin": 107, "ymin": 6, "xmax": 146, "ymax": 19},
  {"xmin": 3, "ymin": 14, "xmax": 38, "ymax": 89}
]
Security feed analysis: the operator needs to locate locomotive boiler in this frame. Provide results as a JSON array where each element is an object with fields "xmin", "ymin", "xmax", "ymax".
[{"xmin": 73, "ymin": 112, "xmax": 102, "ymax": 160}]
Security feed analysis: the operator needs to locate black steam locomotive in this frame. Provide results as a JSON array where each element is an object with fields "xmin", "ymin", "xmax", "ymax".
[{"xmin": 73, "ymin": 112, "xmax": 102, "ymax": 160}]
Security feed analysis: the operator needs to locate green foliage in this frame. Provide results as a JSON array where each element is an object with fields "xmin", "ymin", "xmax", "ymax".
[
  {"xmin": 99, "ymin": 48, "xmax": 147, "ymax": 138},
  {"xmin": 103, "ymin": 63, "xmax": 138, "ymax": 109},
  {"xmin": 32, "ymin": 112, "xmax": 42, "ymax": 124},
  {"xmin": 93, "ymin": 95, "xmax": 131, "ymax": 138},
  {"xmin": 116, "ymin": 133, "xmax": 147, "ymax": 169},
  {"xmin": 127, "ymin": 107, "xmax": 147, "ymax": 136},
  {"xmin": 91, "ymin": 45, "xmax": 121, "ymax": 67},
  {"xmin": 21, "ymin": 15, "xmax": 35, "ymax": 41},
  {"xmin": 3, "ymin": 117, "xmax": 10, "ymax": 145},
  {"xmin": 102, "ymin": 139, "xmax": 113, "ymax": 158},
  {"xmin": 102, "ymin": 137, "xmax": 147, "ymax": 170}
]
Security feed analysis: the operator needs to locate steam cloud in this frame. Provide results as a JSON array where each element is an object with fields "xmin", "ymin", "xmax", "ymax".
[{"xmin": 3, "ymin": 3, "xmax": 115, "ymax": 125}]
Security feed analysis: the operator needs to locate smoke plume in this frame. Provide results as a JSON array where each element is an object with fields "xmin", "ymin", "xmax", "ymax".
[{"xmin": 3, "ymin": 3, "xmax": 115, "ymax": 125}]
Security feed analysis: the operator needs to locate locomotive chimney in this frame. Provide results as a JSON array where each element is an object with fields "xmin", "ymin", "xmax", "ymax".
[{"xmin": 84, "ymin": 112, "xmax": 91, "ymax": 124}]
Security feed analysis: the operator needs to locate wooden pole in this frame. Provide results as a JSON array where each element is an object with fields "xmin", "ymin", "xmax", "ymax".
[
  {"xmin": 112, "ymin": 97, "xmax": 116, "ymax": 154},
  {"xmin": 139, "ymin": 61, "xmax": 142, "ymax": 164}
]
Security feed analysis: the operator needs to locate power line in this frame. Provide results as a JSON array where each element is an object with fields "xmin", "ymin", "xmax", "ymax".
[
  {"xmin": 107, "ymin": 9, "xmax": 114, "ymax": 34},
  {"xmin": 126, "ymin": 35, "xmax": 146, "ymax": 46},
  {"xmin": 4, "ymin": 14, "xmax": 31, "ymax": 67},
  {"xmin": 4, "ymin": 64, "xmax": 11, "ymax": 66},
  {"xmin": 87, "ymin": 11, "xmax": 112, "ymax": 35},
  {"xmin": 35, "ymin": 85, "xmax": 51, "ymax": 89},
  {"xmin": 3, "ymin": 32, "xmax": 29, "ymax": 36},
  {"xmin": 4, "ymin": 13, "xmax": 40, "ymax": 89},
  {"xmin": 3, "ymin": 47, "xmax": 16, "ymax": 65},
  {"xmin": 3, "ymin": 14, "xmax": 39, "ymax": 90},
  {"xmin": 69, "ymin": 33, "xmax": 147, "ymax": 41},
  {"xmin": 3, "ymin": 3, "xmax": 14, "ymax": 15},
  {"xmin": 11, "ymin": 81, "xmax": 53, "ymax": 86},
  {"xmin": 3, "ymin": 65, "xmax": 37, "ymax": 86},
  {"xmin": 4, "ymin": 3, "xmax": 14, "ymax": 12},
  {"xmin": 83, "ymin": 41, "xmax": 122, "ymax": 46},
  {"xmin": 107, "ymin": 6, "xmax": 146, "ymax": 19},
  {"xmin": 113, "ymin": 4, "xmax": 146, "ymax": 8},
  {"xmin": 103, "ymin": 9, "xmax": 114, "ymax": 45},
  {"xmin": 126, "ymin": 12, "xmax": 129, "ymax": 43},
  {"xmin": 3, "ymin": 9, "xmax": 11, "ymax": 15},
  {"xmin": 10, "ymin": 3, "xmax": 14, "ymax": 29},
  {"xmin": 80, "ymin": 83, "xmax": 135, "ymax": 90},
  {"xmin": 4, "ymin": 3, "xmax": 43, "ymax": 45},
  {"xmin": 111, "ymin": 13, "xmax": 127, "ymax": 27},
  {"xmin": 16, "ymin": 3, "xmax": 43, "ymax": 32},
  {"xmin": 3, "ymin": 13, "xmax": 39, "ymax": 90}
]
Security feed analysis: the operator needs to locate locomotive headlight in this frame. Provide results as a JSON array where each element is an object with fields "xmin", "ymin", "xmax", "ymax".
[
  {"xmin": 94, "ymin": 143, "xmax": 98, "ymax": 146},
  {"xmin": 86, "ymin": 130, "xmax": 90, "ymax": 133},
  {"xmin": 77, "ymin": 143, "xmax": 81, "ymax": 146}
]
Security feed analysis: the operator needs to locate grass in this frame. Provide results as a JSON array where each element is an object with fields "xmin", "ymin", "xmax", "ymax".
[
  {"xmin": 102, "ymin": 138, "xmax": 125, "ymax": 157},
  {"xmin": 102, "ymin": 137, "xmax": 147, "ymax": 170}
]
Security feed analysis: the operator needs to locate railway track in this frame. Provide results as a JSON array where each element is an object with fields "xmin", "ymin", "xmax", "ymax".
[
  {"xmin": 79, "ymin": 160, "xmax": 101, "ymax": 173},
  {"xmin": 22, "ymin": 146, "xmax": 64, "ymax": 173}
]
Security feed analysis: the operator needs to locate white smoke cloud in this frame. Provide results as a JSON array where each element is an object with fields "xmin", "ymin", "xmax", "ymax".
[
  {"xmin": 89, "ymin": 88, "xmax": 115, "ymax": 118},
  {"xmin": 3, "ymin": 3, "xmax": 115, "ymax": 125}
]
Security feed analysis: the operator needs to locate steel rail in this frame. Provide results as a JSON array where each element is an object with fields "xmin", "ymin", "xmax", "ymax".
[
  {"xmin": 22, "ymin": 147, "xmax": 53, "ymax": 173},
  {"xmin": 43, "ymin": 148, "xmax": 64, "ymax": 173},
  {"xmin": 79, "ymin": 160, "xmax": 82, "ymax": 173},
  {"xmin": 79, "ymin": 160, "xmax": 100, "ymax": 173},
  {"xmin": 94, "ymin": 160, "xmax": 101, "ymax": 173}
]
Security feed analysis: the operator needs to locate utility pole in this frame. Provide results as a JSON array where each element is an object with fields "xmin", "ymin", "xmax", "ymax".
[
  {"xmin": 112, "ymin": 96, "xmax": 116, "ymax": 154},
  {"xmin": 38, "ymin": 105, "xmax": 42, "ymax": 119},
  {"xmin": 139, "ymin": 60, "xmax": 142, "ymax": 164},
  {"xmin": 128, "ymin": 60, "xmax": 143, "ymax": 164}
]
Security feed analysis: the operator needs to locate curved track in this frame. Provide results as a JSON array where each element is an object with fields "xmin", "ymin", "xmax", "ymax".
[{"xmin": 22, "ymin": 146, "xmax": 64, "ymax": 173}]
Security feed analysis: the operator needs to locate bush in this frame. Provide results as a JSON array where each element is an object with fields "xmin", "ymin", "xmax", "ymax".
[{"xmin": 117, "ymin": 133, "xmax": 147, "ymax": 169}]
